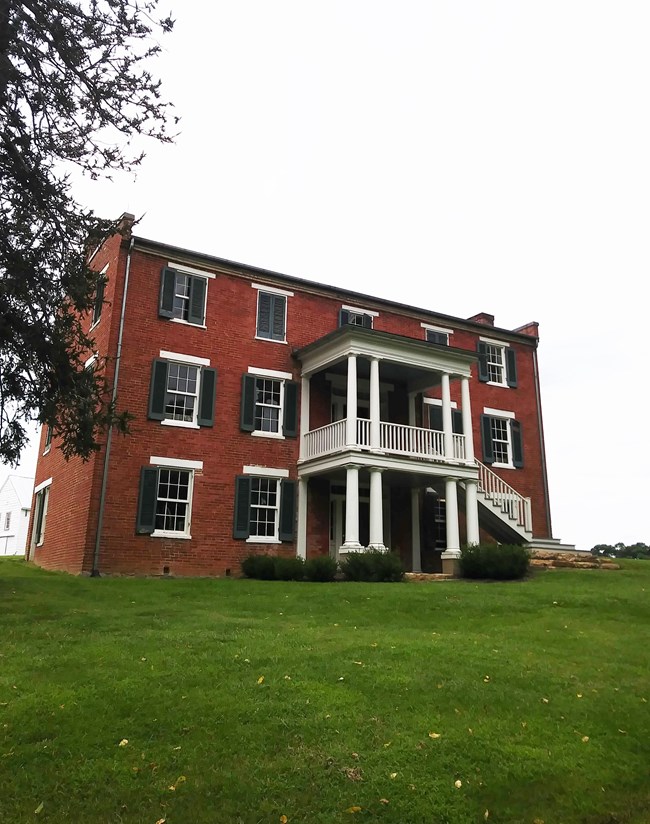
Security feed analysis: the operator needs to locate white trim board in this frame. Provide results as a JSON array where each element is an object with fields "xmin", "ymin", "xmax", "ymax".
[
  {"xmin": 149, "ymin": 456, "xmax": 204, "ymax": 470},
  {"xmin": 243, "ymin": 465, "xmax": 289, "ymax": 478}
]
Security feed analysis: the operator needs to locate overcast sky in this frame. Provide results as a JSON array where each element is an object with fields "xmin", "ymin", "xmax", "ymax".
[{"xmin": 4, "ymin": 1, "xmax": 649, "ymax": 550}]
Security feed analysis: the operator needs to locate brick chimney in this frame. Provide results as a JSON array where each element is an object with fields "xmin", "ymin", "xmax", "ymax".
[{"xmin": 467, "ymin": 312, "xmax": 495, "ymax": 326}]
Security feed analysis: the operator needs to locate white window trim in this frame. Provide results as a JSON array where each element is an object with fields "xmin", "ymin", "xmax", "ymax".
[
  {"xmin": 483, "ymin": 407, "xmax": 515, "ymax": 419},
  {"xmin": 160, "ymin": 350, "xmax": 210, "ymax": 367},
  {"xmin": 248, "ymin": 366, "xmax": 292, "ymax": 380},
  {"xmin": 167, "ymin": 261, "xmax": 216, "ymax": 279},
  {"xmin": 34, "ymin": 477, "xmax": 53, "ymax": 495},
  {"xmin": 150, "ymin": 456, "xmax": 204, "ymax": 470},
  {"xmin": 161, "ymin": 420, "xmax": 201, "ymax": 430},
  {"xmin": 483, "ymin": 410, "xmax": 515, "ymax": 469},
  {"xmin": 150, "ymin": 466, "xmax": 195, "ymax": 540},
  {"xmin": 421, "ymin": 323, "xmax": 453, "ymax": 335},
  {"xmin": 480, "ymin": 338, "xmax": 510, "ymax": 387},
  {"xmin": 251, "ymin": 282, "xmax": 294, "ymax": 297},
  {"xmin": 424, "ymin": 398, "xmax": 458, "ymax": 409},
  {"xmin": 170, "ymin": 317, "xmax": 207, "ymax": 330},
  {"xmin": 243, "ymin": 465, "xmax": 289, "ymax": 478},
  {"xmin": 90, "ymin": 264, "xmax": 109, "ymax": 331},
  {"xmin": 85, "ymin": 353, "xmax": 98, "ymax": 370},
  {"xmin": 342, "ymin": 304, "xmax": 379, "ymax": 317},
  {"xmin": 479, "ymin": 336, "xmax": 510, "ymax": 348}
]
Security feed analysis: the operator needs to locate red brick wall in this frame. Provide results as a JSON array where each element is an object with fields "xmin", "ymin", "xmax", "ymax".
[{"xmin": 30, "ymin": 239, "xmax": 552, "ymax": 576}]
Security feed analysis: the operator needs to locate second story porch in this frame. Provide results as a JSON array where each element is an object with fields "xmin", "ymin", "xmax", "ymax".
[{"xmin": 294, "ymin": 325, "xmax": 478, "ymax": 472}]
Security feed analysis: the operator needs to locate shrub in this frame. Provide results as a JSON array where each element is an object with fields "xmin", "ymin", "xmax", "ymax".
[
  {"xmin": 340, "ymin": 550, "xmax": 404, "ymax": 582},
  {"xmin": 241, "ymin": 554, "xmax": 276, "ymax": 580},
  {"xmin": 273, "ymin": 557, "xmax": 305, "ymax": 581},
  {"xmin": 459, "ymin": 543, "xmax": 530, "ymax": 580},
  {"xmin": 304, "ymin": 555, "xmax": 338, "ymax": 582}
]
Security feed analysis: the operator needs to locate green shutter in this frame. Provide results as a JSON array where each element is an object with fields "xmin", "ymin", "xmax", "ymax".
[
  {"xmin": 283, "ymin": 381, "xmax": 298, "ymax": 437},
  {"xmin": 93, "ymin": 275, "xmax": 105, "ymax": 322},
  {"xmin": 477, "ymin": 342, "xmax": 489, "ymax": 382},
  {"xmin": 148, "ymin": 359, "xmax": 168, "ymax": 420},
  {"xmin": 511, "ymin": 420, "xmax": 523, "ymax": 467},
  {"xmin": 452, "ymin": 409, "xmax": 463, "ymax": 434},
  {"xmin": 257, "ymin": 292, "xmax": 272, "ymax": 338},
  {"xmin": 271, "ymin": 294, "xmax": 286, "ymax": 341},
  {"xmin": 198, "ymin": 367, "xmax": 217, "ymax": 427},
  {"xmin": 240, "ymin": 374, "xmax": 256, "ymax": 431},
  {"xmin": 429, "ymin": 404, "xmax": 443, "ymax": 431},
  {"xmin": 279, "ymin": 479, "xmax": 296, "ymax": 542},
  {"xmin": 506, "ymin": 348, "xmax": 518, "ymax": 387},
  {"xmin": 233, "ymin": 476, "xmax": 251, "ymax": 539},
  {"xmin": 136, "ymin": 467, "xmax": 158, "ymax": 534},
  {"xmin": 481, "ymin": 415, "xmax": 494, "ymax": 464},
  {"xmin": 362, "ymin": 313, "xmax": 373, "ymax": 329},
  {"xmin": 159, "ymin": 267, "xmax": 176, "ymax": 318},
  {"xmin": 188, "ymin": 276, "xmax": 207, "ymax": 325},
  {"xmin": 338, "ymin": 309, "xmax": 350, "ymax": 327}
]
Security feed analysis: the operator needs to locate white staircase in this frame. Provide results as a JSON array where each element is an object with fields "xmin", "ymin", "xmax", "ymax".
[{"xmin": 473, "ymin": 460, "xmax": 533, "ymax": 543}]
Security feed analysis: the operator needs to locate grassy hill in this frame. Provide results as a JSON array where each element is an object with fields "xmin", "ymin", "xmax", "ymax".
[{"xmin": 1, "ymin": 558, "xmax": 648, "ymax": 823}]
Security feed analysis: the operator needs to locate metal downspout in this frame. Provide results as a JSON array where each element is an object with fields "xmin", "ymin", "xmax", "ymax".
[
  {"xmin": 533, "ymin": 347, "xmax": 553, "ymax": 538},
  {"xmin": 91, "ymin": 236, "xmax": 134, "ymax": 576}
]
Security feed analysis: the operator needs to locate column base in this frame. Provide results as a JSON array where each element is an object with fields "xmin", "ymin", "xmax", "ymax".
[
  {"xmin": 339, "ymin": 542, "xmax": 363, "ymax": 555},
  {"xmin": 367, "ymin": 543, "xmax": 388, "ymax": 552},
  {"xmin": 441, "ymin": 549, "xmax": 461, "ymax": 577}
]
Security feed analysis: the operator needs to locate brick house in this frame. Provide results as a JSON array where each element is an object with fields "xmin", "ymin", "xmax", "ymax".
[{"xmin": 27, "ymin": 214, "xmax": 572, "ymax": 577}]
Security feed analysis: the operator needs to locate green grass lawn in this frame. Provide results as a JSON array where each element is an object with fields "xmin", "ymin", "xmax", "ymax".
[{"xmin": 1, "ymin": 559, "xmax": 649, "ymax": 824}]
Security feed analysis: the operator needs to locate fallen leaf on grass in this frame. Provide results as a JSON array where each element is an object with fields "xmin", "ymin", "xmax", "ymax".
[
  {"xmin": 257, "ymin": 676, "xmax": 265, "ymax": 685},
  {"xmin": 454, "ymin": 779, "xmax": 462, "ymax": 788},
  {"xmin": 618, "ymin": 729, "xmax": 627, "ymax": 734},
  {"xmin": 484, "ymin": 811, "xmax": 489, "ymax": 820},
  {"xmin": 541, "ymin": 698, "xmax": 549, "ymax": 704},
  {"xmin": 577, "ymin": 694, "xmax": 583, "ymax": 698},
  {"xmin": 351, "ymin": 752, "xmax": 359, "ymax": 760},
  {"xmin": 389, "ymin": 772, "xmax": 397, "ymax": 779},
  {"xmin": 155, "ymin": 819, "xmax": 166, "ymax": 824},
  {"xmin": 346, "ymin": 806, "xmax": 362, "ymax": 814},
  {"xmin": 343, "ymin": 767, "xmax": 363, "ymax": 781},
  {"xmin": 428, "ymin": 732, "xmax": 441, "ymax": 739},
  {"xmin": 383, "ymin": 742, "xmax": 391, "ymax": 748},
  {"xmin": 119, "ymin": 739, "xmax": 129, "ymax": 747},
  {"xmin": 34, "ymin": 802, "xmax": 44, "ymax": 814},
  {"xmin": 581, "ymin": 736, "xmax": 589, "ymax": 743},
  {"xmin": 483, "ymin": 676, "xmax": 490, "ymax": 682},
  {"xmin": 280, "ymin": 816, "xmax": 288, "ymax": 823},
  {"xmin": 380, "ymin": 798, "xmax": 389, "ymax": 805}
]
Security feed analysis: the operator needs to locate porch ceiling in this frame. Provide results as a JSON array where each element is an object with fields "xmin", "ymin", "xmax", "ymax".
[
  {"xmin": 306, "ymin": 464, "xmax": 456, "ymax": 491},
  {"xmin": 293, "ymin": 325, "xmax": 477, "ymax": 382}
]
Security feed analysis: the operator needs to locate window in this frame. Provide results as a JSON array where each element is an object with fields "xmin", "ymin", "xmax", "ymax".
[
  {"xmin": 4, "ymin": 512, "xmax": 10, "ymax": 530},
  {"xmin": 233, "ymin": 472, "xmax": 296, "ymax": 543},
  {"xmin": 91, "ymin": 268, "xmax": 107, "ymax": 326},
  {"xmin": 338, "ymin": 306, "xmax": 375, "ymax": 329},
  {"xmin": 256, "ymin": 291, "xmax": 287, "ymax": 341},
  {"xmin": 240, "ymin": 369, "xmax": 298, "ymax": 438},
  {"xmin": 477, "ymin": 339, "xmax": 517, "ymax": 387},
  {"xmin": 43, "ymin": 425, "xmax": 53, "ymax": 454},
  {"xmin": 159, "ymin": 265, "xmax": 210, "ymax": 326},
  {"xmin": 148, "ymin": 353, "xmax": 217, "ymax": 428},
  {"xmin": 422, "ymin": 324, "xmax": 452, "ymax": 345},
  {"xmin": 427, "ymin": 403, "xmax": 463, "ymax": 433},
  {"xmin": 31, "ymin": 480, "xmax": 51, "ymax": 547},
  {"xmin": 136, "ymin": 459, "xmax": 202, "ymax": 538},
  {"xmin": 481, "ymin": 410, "xmax": 523, "ymax": 468}
]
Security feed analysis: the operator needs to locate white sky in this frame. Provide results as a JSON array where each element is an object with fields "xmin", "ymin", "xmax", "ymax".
[{"xmin": 3, "ymin": 1, "xmax": 649, "ymax": 550}]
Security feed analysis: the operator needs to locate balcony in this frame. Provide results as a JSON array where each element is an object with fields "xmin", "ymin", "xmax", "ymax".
[{"xmin": 302, "ymin": 419, "xmax": 467, "ymax": 464}]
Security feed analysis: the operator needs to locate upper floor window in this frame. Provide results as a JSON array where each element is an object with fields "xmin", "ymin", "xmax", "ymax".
[
  {"xmin": 31, "ymin": 478, "xmax": 52, "ymax": 548},
  {"xmin": 481, "ymin": 408, "xmax": 523, "ymax": 468},
  {"xmin": 477, "ymin": 339, "xmax": 517, "ymax": 387},
  {"xmin": 91, "ymin": 265, "xmax": 108, "ymax": 327},
  {"xmin": 4, "ymin": 512, "xmax": 10, "ymax": 530},
  {"xmin": 240, "ymin": 368, "xmax": 298, "ymax": 439},
  {"xmin": 421, "ymin": 323, "xmax": 452, "ymax": 346},
  {"xmin": 426, "ymin": 400, "xmax": 463, "ymax": 433},
  {"xmin": 43, "ymin": 425, "xmax": 53, "ymax": 454},
  {"xmin": 339, "ymin": 305, "xmax": 376, "ymax": 329},
  {"xmin": 148, "ymin": 352, "xmax": 217, "ymax": 429},
  {"xmin": 159, "ymin": 264, "xmax": 214, "ymax": 327},
  {"xmin": 253, "ymin": 283, "xmax": 293, "ymax": 343}
]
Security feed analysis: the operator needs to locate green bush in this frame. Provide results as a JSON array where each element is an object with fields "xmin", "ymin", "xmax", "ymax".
[
  {"xmin": 241, "ymin": 554, "xmax": 276, "ymax": 580},
  {"xmin": 459, "ymin": 543, "xmax": 530, "ymax": 580},
  {"xmin": 304, "ymin": 555, "xmax": 338, "ymax": 582},
  {"xmin": 340, "ymin": 550, "xmax": 404, "ymax": 582},
  {"xmin": 273, "ymin": 557, "xmax": 305, "ymax": 581}
]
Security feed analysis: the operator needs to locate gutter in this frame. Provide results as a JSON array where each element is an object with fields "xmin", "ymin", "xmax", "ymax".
[
  {"xmin": 91, "ymin": 235, "xmax": 134, "ymax": 576},
  {"xmin": 533, "ymin": 347, "xmax": 553, "ymax": 538}
]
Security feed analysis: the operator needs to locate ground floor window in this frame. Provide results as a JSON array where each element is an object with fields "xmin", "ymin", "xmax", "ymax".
[
  {"xmin": 234, "ymin": 474, "xmax": 296, "ymax": 543},
  {"xmin": 249, "ymin": 477, "xmax": 280, "ymax": 539},
  {"xmin": 136, "ymin": 464, "xmax": 197, "ymax": 537},
  {"xmin": 31, "ymin": 486, "xmax": 50, "ymax": 547}
]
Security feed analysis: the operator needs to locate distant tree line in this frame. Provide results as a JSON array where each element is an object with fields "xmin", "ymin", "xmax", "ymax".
[{"xmin": 591, "ymin": 543, "xmax": 650, "ymax": 559}]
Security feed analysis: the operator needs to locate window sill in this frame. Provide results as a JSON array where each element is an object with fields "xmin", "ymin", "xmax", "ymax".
[
  {"xmin": 170, "ymin": 317, "xmax": 207, "ymax": 330},
  {"xmin": 151, "ymin": 530, "xmax": 192, "ymax": 540},
  {"xmin": 246, "ymin": 536, "xmax": 280, "ymax": 544},
  {"xmin": 89, "ymin": 319, "xmax": 100, "ymax": 332},
  {"xmin": 251, "ymin": 431, "xmax": 285, "ymax": 440},
  {"xmin": 486, "ymin": 381, "xmax": 509, "ymax": 388},
  {"xmin": 491, "ymin": 462, "xmax": 515, "ymax": 470},
  {"xmin": 254, "ymin": 335, "xmax": 288, "ymax": 345},
  {"xmin": 161, "ymin": 420, "xmax": 200, "ymax": 429},
  {"xmin": 42, "ymin": 447, "xmax": 51, "ymax": 456}
]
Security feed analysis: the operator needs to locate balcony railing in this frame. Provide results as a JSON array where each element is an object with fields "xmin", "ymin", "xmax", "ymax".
[{"xmin": 302, "ymin": 420, "xmax": 467, "ymax": 463}]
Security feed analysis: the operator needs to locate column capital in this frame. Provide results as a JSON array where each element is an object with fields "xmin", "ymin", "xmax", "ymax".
[
  {"xmin": 344, "ymin": 462, "xmax": 361, "ymax": 470},
  {"xmin": 369, "ymin": 466, "xmax": 384, "ymax": 474}
]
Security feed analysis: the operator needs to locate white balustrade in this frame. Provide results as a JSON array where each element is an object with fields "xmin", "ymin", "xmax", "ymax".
[
  {"xmin": 357, "ymin": 418, "xmax": 370, "ymax": 447},
  {"xmin": 476, "ymin": 460, "xmax": 532, "ymax": 533},
  {"xmin": 302, "ymin": 420, "xmax": 346, "ymax": 459},
  {"xmin": 452, "ymin": 433, "xmax": 466, "ymax": 460}
]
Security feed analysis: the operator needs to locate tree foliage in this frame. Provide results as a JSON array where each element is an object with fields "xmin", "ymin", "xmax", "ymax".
[
  {"xmin": 591, "ymin": 543, "xmax": 650, "ymax": 560},
  {"xmin": 0, "ymin": 0, "xmax": 174, "ymax": 465}
]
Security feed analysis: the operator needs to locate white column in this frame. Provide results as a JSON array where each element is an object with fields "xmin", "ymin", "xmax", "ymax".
[
  {"xmin": 369, "ymin": 356, "xmax": 381, "ymax": 450},
  {"xmin": 411, "ymin": 488, "xmax": 422, "ymax": 572},
  {"xmin": 346, "ymin": 354, "xmax": 358, "ymax": 448},
  {"xmin": 460, "ymin": 376, "xmax": 474, "ymax": 462},
  {"xmin": 408, "ymin": 392, "xmax": 417, "ymax": 427},
  {"xmin": 442, "ymin": 477, "xmax": 460, "ymax": 555},
  {"xmin": 441, "ymin": 372, "xmax": 454, "ymax": 459},
  {"xmin": 368, "ymin": 468, "xmax": 386, "ymax": 550},
  {"xmin": 296, "ymin": 477, "xmax": 308, "ymax": 559},
  {"xmin": 341, "ymin": 464, "xmax": 362, "ymax": 551},
  {"xmin": 299, "ymin": 375, "xmax": 310, "ymax": 460},
  {"xmin": 465, "ymin": 478, "xmax": 480, "ymax": 546}
]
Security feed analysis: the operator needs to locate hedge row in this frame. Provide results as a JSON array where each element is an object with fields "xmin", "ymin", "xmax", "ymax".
[{"xmin": 241, "ymin": 550, "xmax": 404, "ymax": 583}]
